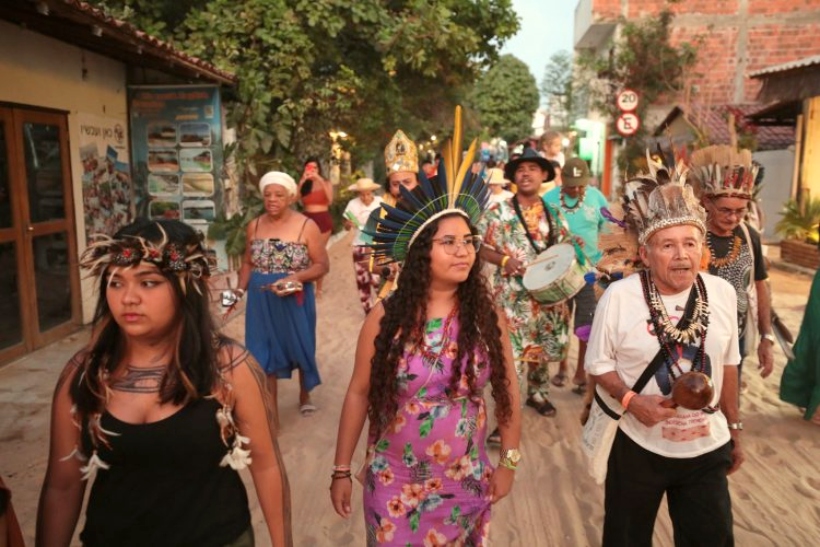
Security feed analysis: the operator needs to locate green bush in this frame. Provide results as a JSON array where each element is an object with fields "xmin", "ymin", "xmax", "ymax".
[{"xmin": 775, "ymin": 198, "xmax": 820, "ymax": 244}]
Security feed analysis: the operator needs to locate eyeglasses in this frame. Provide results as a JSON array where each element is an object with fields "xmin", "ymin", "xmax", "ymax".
[
  {"xmin": 432, "ymin": 235, "xmax": 482, "ymax": 255},
  {"xmin": 712, "ymin": 202, "xmax": 748, "ymax": 219}
]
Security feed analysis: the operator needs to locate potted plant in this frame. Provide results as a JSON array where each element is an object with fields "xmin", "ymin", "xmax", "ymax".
[{"xmin": 776, "ymin": 198, "xmax": 820, "ymax": 270}]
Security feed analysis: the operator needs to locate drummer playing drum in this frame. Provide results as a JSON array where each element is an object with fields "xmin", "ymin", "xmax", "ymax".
[{"xmin": 478, "ymin": 148, "xmax": 573, "ymax": 443}]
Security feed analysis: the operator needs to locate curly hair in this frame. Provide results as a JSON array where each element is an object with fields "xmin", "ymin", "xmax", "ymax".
[
  {"xmin": 71, "ymin": 219, "xmax": 224, "ymax": 446},
  {"xmin": 367, "ymin": 213, "xmax": 512, "ymax": 436}
]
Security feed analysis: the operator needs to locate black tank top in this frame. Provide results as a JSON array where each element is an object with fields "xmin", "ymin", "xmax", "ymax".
[{"xmin": 80, "ymin": 398, "xmax": 250, "ymax": 546}]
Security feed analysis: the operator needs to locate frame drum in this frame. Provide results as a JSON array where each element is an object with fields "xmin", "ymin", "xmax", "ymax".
[{"xmin": 522, "ymin": 243, "xmax": 587, "ymax": 305}]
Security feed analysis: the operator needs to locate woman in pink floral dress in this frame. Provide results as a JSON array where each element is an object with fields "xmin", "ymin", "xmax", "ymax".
[{"xmin": 331, "ymin": 209, "xmax": 522, "ymax": 546}]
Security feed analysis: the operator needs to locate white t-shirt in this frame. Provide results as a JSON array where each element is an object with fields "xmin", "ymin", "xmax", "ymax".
[
  {"xmin": 585, "ymin": 272, "xmax": 740, "ymax": 458},
  {"xmin": 343, "ymin": 196, "xmax": 383, "ymax": 246}
]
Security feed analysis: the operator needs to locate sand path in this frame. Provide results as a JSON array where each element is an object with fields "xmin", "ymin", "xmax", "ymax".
[{"xmin": 1, "ymin": 232, "xmax": 818, "ymax": 545}]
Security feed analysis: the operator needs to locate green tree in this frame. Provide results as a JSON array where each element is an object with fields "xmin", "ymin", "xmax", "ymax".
[
  {"xmin": 470, "ymin": 54, "xmax": 539, "ymax": 143},
  {"xmin": 92, "ymin": 1, "xmax": 520, "ymax": 256},
  {"xmin": 576, "ymin": 1, "xmax": 700, "ymax": 172},
  {"xmin": 540, "ymin": 50, "xmax": 576, "ymax": 129}
]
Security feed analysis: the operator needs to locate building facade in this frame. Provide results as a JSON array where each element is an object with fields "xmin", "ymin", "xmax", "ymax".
[{"xmin": 0, "ymin": 0, "xmax": 233, "ymax": 366}]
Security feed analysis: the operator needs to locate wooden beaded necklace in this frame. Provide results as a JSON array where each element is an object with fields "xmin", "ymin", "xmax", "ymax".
[
  {"xmin": 640, "ymin": 270, "xmax": 710, "ymax": 378},
  {"xmin": 706, "ymin": 232, "xmax": 742, "ymax": 268}
]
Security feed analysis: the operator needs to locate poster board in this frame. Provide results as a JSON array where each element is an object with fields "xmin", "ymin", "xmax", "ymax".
[{"xmin": 128, "ymin": 85, "xmax": 226, "ymax": 270}]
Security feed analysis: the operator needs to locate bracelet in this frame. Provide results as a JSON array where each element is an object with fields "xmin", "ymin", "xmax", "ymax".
[
  {"xmin": 621, "ymin": 390, "xmax": 637, "ymax": 410},
  {"xmin": 727, "ymin": 422, "xmax": 743, "ymax": 430},
  {"xmin": 235, "ymin": 288, "xmax": 245, "ymax": 298},
  {"xmin": 498, "ymin": 459, "xmax": 518, "ymax": 471},
  {"xmin": 760, "ymin": 333, "xmax": 775, "ymax": 344},
  {"xmin": 331, "ymin": 471, "xmax": 352, "ymax": 480},
  {"xmin": 500, "ymin": 255, "xmax": 510, "ymax": 268},
  {"xmin": 332, "ymin": 464, "xmax": 351, "ymax": 472}
]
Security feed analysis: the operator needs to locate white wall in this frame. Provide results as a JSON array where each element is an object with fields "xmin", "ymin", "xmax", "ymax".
[
  {"xmin": 754, "ymin": 149, "xmax": 795, "ymax": 242},
  {"xmin": 0, "ymin": 20, "xmax": 128, "ymax": 322}
]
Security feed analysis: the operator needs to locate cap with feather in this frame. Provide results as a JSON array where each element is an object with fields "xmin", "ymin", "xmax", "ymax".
[
  {"xmin": 367, "ymin": 106, "xmax": 488, "ymax": 263},
  {"xmin": 688, "ymin": 145, "xmax": 757, "ymax": 200},
  {"xmin": 623, "ymin": 151, "xmax": 707, "ymax": 245}
]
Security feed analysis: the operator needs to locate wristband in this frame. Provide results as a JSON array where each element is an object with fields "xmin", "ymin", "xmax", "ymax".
[
  {"xmin": 727, "ymin": 422, "xmax": 743, "ymax": 430},
  {"xmin": 235, "ymin": 288, "xmax": 245, "ymax": 298},
  {"xmin": 621, "ymin": 390, "xmax": 637, "ymax": 411},
  {"xmin": 500, "ymin": 255, "xmax": 510, "ymax": 269}
]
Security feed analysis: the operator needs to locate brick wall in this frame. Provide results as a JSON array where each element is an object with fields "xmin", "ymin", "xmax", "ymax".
[{"xmin": 589, "ymin": 0, "xmax": 820, "ymax": 105}]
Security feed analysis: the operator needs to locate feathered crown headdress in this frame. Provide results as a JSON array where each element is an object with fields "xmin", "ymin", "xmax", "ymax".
[
  {"xmin": 79, "ymin": 223, "xmax": 213, "ymax": 294},
  {"xmin": 368, "ymin": 106, "xmax": 488, "ymax": 263},
  {"xmin": 623, "ymin": 151, "xmax": 707, "ymax": 245},
  {"xmin": 384, "ymin": 129, "xmax": 419, "ymax": 174},
  {"xmin": 688, "ymin": 145, "xmax": 757, "ymax": 200}
]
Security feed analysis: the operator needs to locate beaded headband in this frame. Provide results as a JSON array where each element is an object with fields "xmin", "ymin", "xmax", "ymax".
[
  {"xmin": 79, "ymin": 224, "xmax": 213, "ymax": 294},
  {"xmin": 688, "ymin": 145, "xmax": 757, "ymax": 200},
  {"xmin": 623, "ymin": 151, "xmax": 707, "ymax": 245},
  {"xmin": 368, "ymin": 106, "xmax": 489, "ymax": 263}
]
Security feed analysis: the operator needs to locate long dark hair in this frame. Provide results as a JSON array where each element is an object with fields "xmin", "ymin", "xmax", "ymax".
[
  {"xmin": 72, "ymin": 219, "xmax": 223, "ymax": 444},
  {"xmin": 367, "ymin": 213, "xmax": 512, "ymax": 436}
]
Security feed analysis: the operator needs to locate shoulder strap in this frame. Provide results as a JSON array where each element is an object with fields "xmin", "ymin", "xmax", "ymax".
[
  {"xmin": 511, "ymin": 195, "xmax": 546, "ymax": 253},
  {"xmin": 541, "ymin": 198, "xmax": 559, "ymax": 247},
  {"xmin": 297, "ymin": 218, "xmax": 309, "ymax": 242},
  {"xmin": 594, "ymin": 278, "xmax": 699, "ymax": 419},
  {"xmin": 254, "ymin": 217, "xmax": 261, "ymax": 237},
  {"xmin": 738, "ymin": 222, "xmax": 759, "ymax": 275}
]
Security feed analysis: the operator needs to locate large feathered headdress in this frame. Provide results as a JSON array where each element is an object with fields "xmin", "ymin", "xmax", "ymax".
[
  {"xmin": 367, "ymin": 106, "xmax": 489, "ymax": 263},
  {"xmin": 688, "ymin": 145, "xmax": 757, "ymax": 200},
  {"xmin": 623, "ymin": 151, "xmax": 707, "ymax": 245}
]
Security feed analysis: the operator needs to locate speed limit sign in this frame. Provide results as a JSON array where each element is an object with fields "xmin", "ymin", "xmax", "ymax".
[
  {"xmin": 616, "ymin": 89, "xmax": 639, "ymax": 112},
  {"xmin": 616, "ymin": 112, "xmax": 640, "ymax": 137}
]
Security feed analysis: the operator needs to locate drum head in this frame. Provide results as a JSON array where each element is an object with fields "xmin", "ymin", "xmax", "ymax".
[{"xmin": 522, "ymin": 243, "xmax": 576, "ymax": 290}]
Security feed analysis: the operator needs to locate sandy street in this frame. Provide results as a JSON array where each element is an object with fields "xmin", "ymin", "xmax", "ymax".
[{"xmin": 1, "ymin": 231, "xmax": 818, "ymax": 546}]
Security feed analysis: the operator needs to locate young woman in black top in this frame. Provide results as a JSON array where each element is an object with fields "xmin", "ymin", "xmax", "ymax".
[{"xmin": 36, "ymin": 219, "xmax": 292, "ymax": 547}]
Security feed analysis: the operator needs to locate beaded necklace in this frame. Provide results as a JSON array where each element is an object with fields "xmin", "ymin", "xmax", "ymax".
[
  {"xmin": 560, "ymin": 189, "xmax": 584, "ymax": 212},
  {"xmin": 639, "ymin": 270, "xmax": 710, "ymax": 379},
  {"xmin": 706, "ymin": 231, "xmax": 742, "ymax": 268}
]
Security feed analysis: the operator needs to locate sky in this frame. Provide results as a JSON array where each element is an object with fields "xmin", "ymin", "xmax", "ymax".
[{"xmin": 500, "ymin": 0, "xmax": 577, "ymax": 91}]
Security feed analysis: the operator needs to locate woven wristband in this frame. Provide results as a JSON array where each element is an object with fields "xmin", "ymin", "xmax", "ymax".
[{"xmin": 621, "ymin": 390, "xmax": 637, "ymax": 410}]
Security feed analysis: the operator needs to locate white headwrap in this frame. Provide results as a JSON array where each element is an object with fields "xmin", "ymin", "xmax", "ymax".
[{"xmin": 259, "ymin": 171, "xmax": 297, "ymax": 197}]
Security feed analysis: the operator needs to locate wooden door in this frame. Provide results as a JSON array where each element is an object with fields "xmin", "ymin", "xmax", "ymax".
[{"xmin": 0, "ymin": 106, "xmax": 80, "ymax": 365}]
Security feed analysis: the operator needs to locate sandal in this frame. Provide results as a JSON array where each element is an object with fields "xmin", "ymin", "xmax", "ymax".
[
  {"xmin": 299, "ymin": 403, "xmax": 317, "ymax": 417},
  {"xmin": 571, "ymin": 382, "xmax": 588, "ymax": 396},
  {"xmin": 550, "ymin": 372, "xmax": 567, "ymax": 387},
  {"xmin": 487, "ymin": 427, "xmax": 501, "ymax": 446},
  {"xmin": 526, "ymin": 396, "xmax": 557, "ymax": 417}
]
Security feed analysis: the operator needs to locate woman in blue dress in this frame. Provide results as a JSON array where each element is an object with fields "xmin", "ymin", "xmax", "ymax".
[{"xmin": 232, "ymin": 171, "xmax": 329, "ymax": 420}]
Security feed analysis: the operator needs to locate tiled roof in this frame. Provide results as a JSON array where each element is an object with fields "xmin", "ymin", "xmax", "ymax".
[
  {"xmin": 749, "ymin": 54, "xmax": 820, "ymax": 78},
  {"xmin": 0, "ymin": 0, "xmax": 235, "ymax": 85},
  {"xmin": 654, "ymin": 103, "xmax": 795, "ymax": 151}
]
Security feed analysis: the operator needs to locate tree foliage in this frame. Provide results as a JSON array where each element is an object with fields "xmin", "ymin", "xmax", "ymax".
[
  {"xmin": 470, "ymin": 54, "xmax": 539, "ymax": 143},
  {"xmin": 575, "ymin": 2, "xmax": 700, "ymax": 172},
  {"xmin": 92, "ymin": 0, "xmax": 520, "ymax": 178},
  {"xmin": 540, "ymin": 50, "xmax": 576, "ymax": 129}
]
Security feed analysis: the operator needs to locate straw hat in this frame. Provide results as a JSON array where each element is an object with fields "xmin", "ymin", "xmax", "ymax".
[
  {"xmin": 347, "ymin": 177, "xmax": 381, "ymax": 193},
  {"xmin": 485, "ymin": 168, "xmax": 510, "ymax": 186}
]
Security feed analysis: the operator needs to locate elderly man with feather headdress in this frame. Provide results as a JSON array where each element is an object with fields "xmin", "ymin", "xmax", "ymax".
[
  {"xmin": 688, "ymin": 146, "xmax": 774, "ymax": 386},
  {"xmin": 584, "ymin": 154, "xmax": 743, "ymax": 546}
]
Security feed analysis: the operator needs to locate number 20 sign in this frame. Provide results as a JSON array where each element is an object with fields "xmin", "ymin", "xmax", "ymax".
[{"xmin": 616, "ymin": 89, "xmax": 639, "ymax": 112}]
